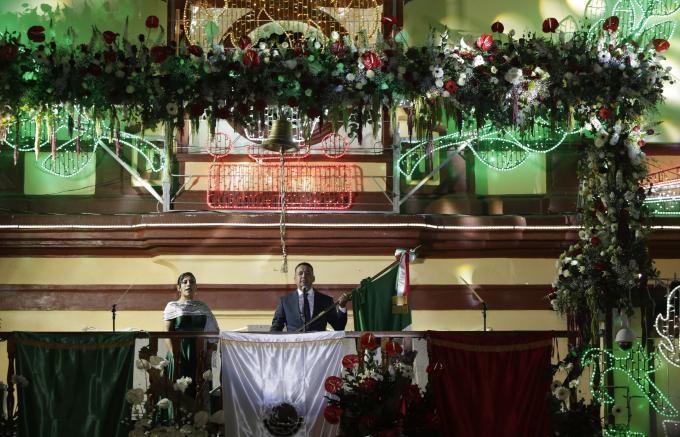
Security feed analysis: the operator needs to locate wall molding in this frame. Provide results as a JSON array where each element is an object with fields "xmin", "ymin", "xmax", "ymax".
[{"xmin": 0, "ymin": 284, "xmax": 556, "ymax": 311}]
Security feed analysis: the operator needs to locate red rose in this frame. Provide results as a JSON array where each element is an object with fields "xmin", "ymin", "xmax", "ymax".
[
  {"xmin": 323, "ymin": 405, "xmax": 342, "ymax": 424},
  {"xmin": 150, "ymin": 46, "xmax": 171, "ymax": 63},
  {"xmin": 359, "ymin": 332, "xmax": 378, "ymax": 350},
  {"xmin": 361, "ymin": 51, "xmax": 381, "ymax": 70},
  {"xmin": 103, "ymin": 50, "xmax": 117, "ymax": 63},
  {"xmin": 404, "ymin": 384, "xmax": 422, "ymax": 402},
  {"xmin": 331, "ymin": 41, "xmax": 346, "ymax": 57},
  {"xmin": 359, "ymin": 377, "xmax": 377, "ymax": 392},
  {"xmin": 27, "ymin": 25, "xmax": 45, "ymax": 43},
  {"xmin": 444, "ymin": 80, "xmax": 458, "ymax": 93},
  {"xmin": 491, "ymin": 21, "xmax": 504, "ymax": 33},
  {"xmin": 189, "ymin": 102, "xmax": 205, "ymax": 118},
  {"xmin": 595, "ymin": 263, "xmax": 606, "ymax": 271},
  {"xmin": 214, "ymin": 106, "xmax": 231, "ymax": 119},
  {"xmin": 426, "ymin": 361, "xmax": 444, "ymax": 374},
  {"xmin": 590, "ymin": 236, "xmax": 601, "ymax": 246},
  {"xmin": 381, "ymin": 15, "xmax": 398, "ymax": 25},
  {"xmin": 145, "ymin": 15, "xmax": 160, "ymax": 29},
  {"xmin": 324, "ymin": 376, "xmax": 343, "ymax": 394},
  {"xmin": 254, "ymin": 99, "xmax": 267, "ymax": 112},
  {"xmin": 102, "ymin": 31, "xmax": 118, "ymax": 45},
  {"xmin": 603, "ymin": 16, "xmax": 619, "ymax": 32},
  {"xmin": 238, "ymin": 36, "xmax": 252, "ymax": 50},
  {"xmin": 305, "ymin": 107, "xmax": 322, "ymax": 119},
  {"xmin": 341, "ymin": 354, "xmax": 359, "ymax": 368},
  {"xmin": 653, "ymin": 39, "xmax": 670, "ymax": 52},
  {"xmin": 243, "ymin": 49, "xmax": 260, "ymax": 66},
  {"xmin": 188, "ymin": 45, "xmax": 203, "ymax": 57},
  {"xmin": 542, "ymin": 17, "xmax": 559, "ymax": 33},
  {"xmin": 598, "ymin": 107, "xmax": 613, "ymax": 120},
  {"xmin": 0, "ymin": 44, "xmax": 18, "ymax": 61},
  {"xmin": 476, "ymin": 34, "xmax": 493, "ymax": 52},
  {"xmin": 87, "ymin": 63, "xmax": 103, "ymax": 76},
  {"xmin": 384, "ymin": 341, "xmax": 402, "ymax": 357}
]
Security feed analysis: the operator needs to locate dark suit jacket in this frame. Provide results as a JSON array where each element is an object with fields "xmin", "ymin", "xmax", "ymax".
[{"xmin": 270, "ymin": 290, "xmax": 347, "ymax": 332}]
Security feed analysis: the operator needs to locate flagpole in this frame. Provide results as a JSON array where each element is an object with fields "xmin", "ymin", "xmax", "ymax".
[{"xmin": 294, "ymin": 245, "xmax": 421, "ymax": 333}]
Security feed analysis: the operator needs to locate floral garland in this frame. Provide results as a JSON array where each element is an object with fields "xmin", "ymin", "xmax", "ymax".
[
  {"xmin": 0, "ymin": 17, "xmax": 671, "ymax": 141},
  {"xmin": 323, "ymin": 332, "xmax": 440, "ymax": 437},
  {"xmin": 548, "ymin": 21, "xmax": 671, "ymax": 343}
]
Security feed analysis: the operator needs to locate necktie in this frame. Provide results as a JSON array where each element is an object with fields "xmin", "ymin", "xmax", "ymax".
[{"xmin": 303, "ymin": 292, "xmax": 311, "ymax": 324}]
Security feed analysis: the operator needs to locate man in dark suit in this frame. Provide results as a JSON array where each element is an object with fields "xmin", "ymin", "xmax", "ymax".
[{"xmin": 270, "ymin": 262, "xmax": 350, "ymax": 332}]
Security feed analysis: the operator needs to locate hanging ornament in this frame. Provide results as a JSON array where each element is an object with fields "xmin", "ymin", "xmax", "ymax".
[
  {"xmin": 76, "ymin": 111, "xmax": 81, "ymax": 154},
  {"xmin": 34, "ymin": 115, "xmax": 42, "ymax": 160}
]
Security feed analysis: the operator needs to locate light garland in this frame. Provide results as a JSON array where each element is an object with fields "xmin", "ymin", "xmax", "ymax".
[
  {"xmin": 655, "ymin": 285, "xmax": 680, "ymax": 367},
  {"xmin": 397, "ymin": 118, "xmax": 582, "ymax": 177},
  {"xmin": 581, "ymin": 342, "xmax": 678, "ymax": 417}
]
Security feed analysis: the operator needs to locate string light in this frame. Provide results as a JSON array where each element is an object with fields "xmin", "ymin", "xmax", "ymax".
[
  {"xmin": 397, "ymin": 118, "xmax": 582, "ymax": 177},
  {"xmin": 654, "ymin": 285, "xmax": 680, "ymax": 367},
  {"xmin": 581, "ymin": 342, "xmax": 678, "ymax": 417},
  {"xmin": 207, "ymin": 162, "xmax": 357, "ymax": 210}
]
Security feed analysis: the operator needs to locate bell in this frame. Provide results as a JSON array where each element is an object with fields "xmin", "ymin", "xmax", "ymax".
[{"xmin": 262, "ymin": 117, "xmax": 299, "ymax": 152}]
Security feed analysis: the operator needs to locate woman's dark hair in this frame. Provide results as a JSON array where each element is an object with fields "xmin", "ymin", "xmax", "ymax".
[{"xmin": 177, "ymin": 272, "xmax": 196, "ymax": 286}]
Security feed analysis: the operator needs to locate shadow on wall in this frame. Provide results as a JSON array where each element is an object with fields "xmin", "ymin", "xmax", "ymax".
[{"xmin": 0, "ymin": 0, "xmax": 166, "ymax": 43}]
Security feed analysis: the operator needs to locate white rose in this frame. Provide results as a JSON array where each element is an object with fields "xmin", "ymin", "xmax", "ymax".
[
  {"xmin": 435, "ymin": 79, "xmax": 444, "ymax": 88},
  {"xmin": 366, "ymin": 69, "xmax": 375, "ymax": 79},
  {"xmin": 331, "ymin": 31, "xmax": 340, "ymax": 41},
  {"xmin": 504, "ymin": 67, "xmax": 523, "ymax": 85},
  {"xmin": 135, "ymin": 359, "xmax": 151, "ymax": 370},
  {"xmin": 157, "ymin": 398, "xmax": 170, "ymax": 409},
  {"xmin": 473, "ymin": 55, "xmax": 484, "ymax": 67},
  {"xmin": 554, "ymin": 386, "xmax": 570, "ymax": 401},
  {"xmin": 202, "ymin": 369, "xmax": 212, "ymax": 381},
  {"xmin": 125, "ymin": 388, "xmax": 145, "ymax": 404}
]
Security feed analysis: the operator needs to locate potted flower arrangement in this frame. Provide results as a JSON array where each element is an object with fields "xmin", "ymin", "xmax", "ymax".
[
  {"xmin": 123, "ymin": 346, "xmax": 223, "ymax": 437},
  {"xmin": 323, "ymin": 333, "xmax": 439, "ymax": 436}
]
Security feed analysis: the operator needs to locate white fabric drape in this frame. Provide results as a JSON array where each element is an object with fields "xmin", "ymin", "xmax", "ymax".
[{"xmin": 220, "ymin": 331, "xmax": 344, "ymax": 437}]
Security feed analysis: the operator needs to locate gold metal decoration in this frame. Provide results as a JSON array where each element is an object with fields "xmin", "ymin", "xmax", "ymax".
[
  {"xmin": 262, "ymin": 118, "xmax": 299, "ymax": 152},
  {"xmin": 182, "ymin": 0, "xmax": 383, "ymax": 48}
]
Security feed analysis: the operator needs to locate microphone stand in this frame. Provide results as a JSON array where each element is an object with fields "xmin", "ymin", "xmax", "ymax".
[
  {"xmin": 112, "ymin": 284, "xmax": 134, "ymax": 332},
  {"xmin": 460, "ymin": 277, "xmax": 487, "ymax": 332}
]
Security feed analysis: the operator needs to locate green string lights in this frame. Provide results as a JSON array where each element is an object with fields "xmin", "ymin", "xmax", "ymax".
[
  {"xmin": 397, "ymin": 117, "xmax": 583, "ymax": 177},
  {"xmin": 581, "ymin": 342, "xmax": 678, "ymax": 418},
  {"xmin": 2, "ymin": 112, "xmax": 165, "ymax": 178}
]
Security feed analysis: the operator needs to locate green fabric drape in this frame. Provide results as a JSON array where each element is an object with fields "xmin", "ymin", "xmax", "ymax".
[
  {"xmin": 14, "ymin": 332, "xmax": 135, "ymax": 437},
  {"xmin": 352, "ymin": 261, "xmax": 412, "ymax": 331}
]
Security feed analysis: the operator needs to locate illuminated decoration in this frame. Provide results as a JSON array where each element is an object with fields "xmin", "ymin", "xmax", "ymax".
[
  {"xmin": 603, "ymin": 426, "xmax": 645, "ymax": 437},
  {"xmin": 583, "ymin": 0, "xmax": 679, "ymax": 45},
  {"xmin": 644, "ymin": 165, "xmax": 680, "ymax": 215},
  {"xmin": 1, "ymin": 113, "xmax": 164, "ymax": 178},
  {"xmin": 655, "ymin": 284, "xmax": 680, "ymax": 367},
  {"xmin": 321, "ymin": 133, "xmax": 350, "ymax": 159},
  {"xmin": 206, "ymin": 132, "xmax": 233, "ymax": 158},
  {"xmin": 181, "ymin": 0, "xmax": 383, "ymax": 48},
  {"xmin": 397, "ymin": 119, "xmax": 582, "ymax": 176},
  {"xmin": 207, "ymin": 162, "xmax": 359, "ymax": 210},
  {"xmin": 581, "ymin": 342, "xmax": 679, "ymax": 417},
  {"xmin": 247, "ymin": 141, "xmax": 310, "ymax": 161},
  {"xmin": 663, "ymin": 420, "xmax": 680, "ymax": 436}
]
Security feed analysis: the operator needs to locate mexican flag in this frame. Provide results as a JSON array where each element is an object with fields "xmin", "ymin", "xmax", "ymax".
[{"xmin": 352, "ymin": 251, "xmax": 413, "ymax": 331}]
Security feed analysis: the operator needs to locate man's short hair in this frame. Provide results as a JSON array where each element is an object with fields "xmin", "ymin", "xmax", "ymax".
[{"xmin": 294, "ymin": 262, "xmax": 314, "ymax": 273}]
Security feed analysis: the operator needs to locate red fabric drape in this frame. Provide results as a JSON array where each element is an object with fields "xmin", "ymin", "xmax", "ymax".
[{"xmin": 428, "ymin": 331, "xmax": 553, "ymax": 437}]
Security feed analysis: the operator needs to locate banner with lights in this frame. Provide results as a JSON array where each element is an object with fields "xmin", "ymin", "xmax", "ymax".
[{"xmin": 207, "ymin": 162, "xmax": 360, "ymax": 210}]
